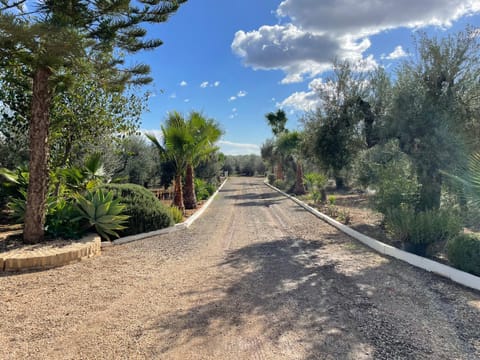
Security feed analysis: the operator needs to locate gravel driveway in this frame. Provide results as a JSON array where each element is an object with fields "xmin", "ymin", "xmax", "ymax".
[{"xmin": 1, "ymin": 177, "xmax": 479, "ymax": 359}]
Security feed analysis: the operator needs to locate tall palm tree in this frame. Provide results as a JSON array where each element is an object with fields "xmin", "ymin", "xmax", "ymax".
[
  {"xmin": 147, "ymin": 112, "xmax": 189, "ymax": 212},
  {"xmin": 265, "ymin": 109, "xmax": 289, "ymax": 180},
  {"xmin": 183, "ymin": 112, "xmax": 223, "ymax": 209}
]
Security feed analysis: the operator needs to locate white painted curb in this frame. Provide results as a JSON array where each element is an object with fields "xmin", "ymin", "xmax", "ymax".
[
  {"xmin": 104, "ymin": 178, "xmax": 229, "ymax": 247},
  {"xmin": 265, "ymin": 181, "xmax": 480, "ymax": 292}
]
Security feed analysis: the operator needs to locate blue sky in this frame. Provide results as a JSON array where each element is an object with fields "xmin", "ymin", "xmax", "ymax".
[{"xmin": 134, "ymin": 0, "xmax": 480, "ymax": 155}]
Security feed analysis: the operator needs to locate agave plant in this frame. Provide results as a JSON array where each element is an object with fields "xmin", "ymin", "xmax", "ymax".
[{"xmin": 75, "ymin": 189, "xmax": 129, "ymax": 241}]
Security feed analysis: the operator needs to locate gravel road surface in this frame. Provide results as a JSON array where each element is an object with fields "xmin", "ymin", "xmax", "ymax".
[{"xmin": 1, "ymin": 177, "xmax": 479, "ymax": 359}]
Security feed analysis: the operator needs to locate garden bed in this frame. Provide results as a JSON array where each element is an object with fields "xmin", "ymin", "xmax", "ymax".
[{"xmin": 299, "ymin": 190, "xmax": 454, "ymax": 265}]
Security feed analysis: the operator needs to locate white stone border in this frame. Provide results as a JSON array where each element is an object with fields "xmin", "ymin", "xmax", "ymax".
[
  {"xmin": 265, "ymin": 181, "xmax": 480, "ymax": 292},
  {"xmin": 106, "ymin": 178, "xmax": 229, "ymax": 246}
]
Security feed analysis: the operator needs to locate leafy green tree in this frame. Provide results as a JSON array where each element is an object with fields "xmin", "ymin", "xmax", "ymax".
[
  {"xmin": 386, "ymin": 29, "xmax": 480, "ymax": 210},
  {"xmin": 302, "ymin": 61, "xmax": 371, "ymax": 189},
  {"xmin": 0, "ymin": 0, "xmax": 185, "ymax": 243},
  {"xmin": 112, "ymin": 136, "xmax": 161, "ymax": 187},
  {"xmin": 50, "ymin": 75, "xmax": 146, "ymax": 168}
]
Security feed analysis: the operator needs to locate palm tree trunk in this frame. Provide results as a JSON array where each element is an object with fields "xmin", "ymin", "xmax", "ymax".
[
  {"xmin": 184, "ymin": 163, "xmax": 197, "ymax": 209},
  {"xmin": 173, "ymin": 174, "xmax": 184, "ymax": 212},
  {"xmin": 294, "ymin": 161, "xmax": 306, "ymax": 195},
  {"xmin": 276, "ymin": 162, "xmax": 284, "ymax": 181},
  {"xmin": 24, "ymin": 66, "xmax": 52, "ymax": 244}
]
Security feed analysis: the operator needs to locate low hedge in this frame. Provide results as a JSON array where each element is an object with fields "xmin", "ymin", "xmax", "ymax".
[
  {"xmin": 446, "ymin": 233, "xmax": 480, "ymax": 276},
  {"xmin": 98, "ymin": 183, "xmax": 173, "ymax": 236}
]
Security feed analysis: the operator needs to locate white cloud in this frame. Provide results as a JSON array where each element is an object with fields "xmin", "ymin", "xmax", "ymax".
[
  {"xmin": 277, "ymin": 0, "xmax": 480, "ymax": 37},
  {"xmin": 218, "ymin": 140, "xmax": 261, "ymax": 155},
  {"xmin": 382, "ymin": 45, "xmax": 408, "ymax": 60},
  {"xmin": 232, "ymin": 0, "xmax": 480, "ymax": 83},
  {"xmin": 184, "ymin": 99, "xmax": 190, "ymax": 103},
  {"xmin": 232, "ymin": 108, "xmax": 237, "ymax": 112},
  {"xmin": 179, "ymin": 80, "xmax": 188, "ymax": 87},
  {"xmin": 228, "ymin": 96, "xmax": 237, "ymax": 102},
  {"xmin": 169, "ymin": 93, "xmax": 177, "ymax": 99},
  {"xmin": 237, "ymin": 90, "xmax": 247, "ymax": 97},
  {"xmin": 214, "ymin": 81, "xmax": 221, "ymax": 87},
  {"xmin": 278, "ymin": 78, "xmax": 323, "ymax": 111},
  {"xmin": 200, "ymin": 81, "xmax": 209, "ymax": 88}
]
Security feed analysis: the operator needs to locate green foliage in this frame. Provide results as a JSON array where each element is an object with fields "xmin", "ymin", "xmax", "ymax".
[
  {"xmin": 273, "ymin": 179, "xmax": 287, "ymax": 191},
  {"xmin": 194, "ymin": 178, "xmax": 216, "ymax": 201},
  {"xmin": 267, "ymin": 174, "xmax": 276, "ymax": 185},
  {"xmin": 0, "ymin": 0, "xmax": 186, "ymax": 243},
  {"xmin": 112, "ymin": 136, "xmax": 161, "ymax": 187},
  {"xmin": 386, "ymin": 29, "xmax": 479, "ymax": 210},
  {"xmin": 75, "ymin": 189, "xmax": 129, "ymax": 241},
  {"xmin": 223, "ymin": 155, "xmax": 265, "ymax": 176},
  {"xmin": 304, "ymin": 172, "xmax": 327, "ymax": 203},
  {"xmin": 45, "ymin": 198, "xmax": 83, "ymax": 239},
  {"xmin": 327, "ymin": 195, "xmax": 336, "ymax": 205},
  {"xmin": 99, "ymin": 183, "xmax": 173, "ymax": 237},
  {"xmin": 370, "ymin": 160, "xmax": 419, "ymax": 215},
  {"xmin": 353, "ymin": 141, "xmax": 407, "ymax": 189},
  {"xmin": 385, "ymin": 206, "xmax": 461, "ymax": 247},
  {"xmin": 446, "ymin": 233, "xmax": 480, "ymax": 276},
  {"xmin": 265, "ymin": 109, "xmax": 288, "ymax": 136},
  {"xmin": 167, "ymin": 206, "xmax": 184, "ymax": 224}
]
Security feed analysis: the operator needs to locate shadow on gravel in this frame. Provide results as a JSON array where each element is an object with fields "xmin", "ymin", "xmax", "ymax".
[
  {"xmin": 150, "ymin": 237, "xmax": 480, "ymax": 359},
  {"xmin": 224, "ymin": 192, "xmax": 281, "ymax": 201}
]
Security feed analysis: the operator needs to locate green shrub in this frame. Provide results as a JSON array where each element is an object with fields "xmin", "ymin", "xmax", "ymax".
[
  {"xmin": 385, "ymin": 206, "xmax": 462, "ymax": 255},
  {"xmin": 267, "ymin": 174, "xmax": 275, "ymax": 184},
  {"xmin": 45, "ymin": 198, "xmax": 84, "ymax": 239},
  {"xmin": 195, "ymin": 178, "xmax": 216, "ymax": 201},
  {"xmin": 98, "ymin": 183, "xmax": 174, "ymax": 236},
  {"xmin": 327, "ymin": 195, "xmax": 336, "ymax": 205},
  {"xmin": 304, "ymin": 172, "xmax": 327, "ymax": 203},
  {"xmin": 446, "ymin": 233, "xmax": 480, "ymax": 276},
  {"xmin": 273, "ymin": 179, "xmax": 286, "ymax": 190},
  {"xmin": 167, "ymin": 206, "xmax": 184, "ymax": 224}
]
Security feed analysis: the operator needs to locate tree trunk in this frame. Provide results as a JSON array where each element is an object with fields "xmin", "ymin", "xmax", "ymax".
[
  {"xmin": 23, "ymin": 67, "xmax": 52, "ymax": 244},
  {"xmin": 417, "ymin": 170, "xmax": 442, "ymax": 211},
  {"xmin": 334, "ymin": 174, "xmax": 345, "ymax": 190},
  {"xmin": 275, "ymin": 162, "xmax": 284, "ymax": 181},
  {"xmin": 172, "ymin": 174, "xmax": 184, "ymax": 212},
  {"xmin": 294, "ymin": 161, "xmax": 306, "ymax": 195},
  {"xmin": 184, "ymin": 163, "xmax": 197, "ymax": 210}
]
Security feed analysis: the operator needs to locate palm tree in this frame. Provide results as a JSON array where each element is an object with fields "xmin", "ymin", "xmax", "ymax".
[
  {"xmin": 276, "ymin": 131, "xmax": 306, "ymax": 195},
  {"xmin": 147, "ymin": 112, "xmax": 189, "ymax": 212},
  {"xmin": 265, "ymin": 109, "xmax": 289, "ymax": 180},
  {"xmin": 183, "ymin": 112, "xmax": 223, "ymax": 209},
  {"xmin": 147, "ymin": 111, "xmax": 223, "ymax": 211}
]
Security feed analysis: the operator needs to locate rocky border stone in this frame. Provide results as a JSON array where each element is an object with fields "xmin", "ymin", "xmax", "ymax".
[
  {"xmin": 0, "ymin": 234, "xmax": 101, "ymax": 272},
  {"xmin": 265, "ymin": 181, "xmax": 480, "ymax": 292}
]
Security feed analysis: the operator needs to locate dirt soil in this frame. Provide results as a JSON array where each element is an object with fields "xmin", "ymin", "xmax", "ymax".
[{"xmin": 0, "ymin": 177, "xmax": 479, "ymax": 359}]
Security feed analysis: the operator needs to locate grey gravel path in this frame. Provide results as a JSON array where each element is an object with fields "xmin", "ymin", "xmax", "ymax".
[{"xmin": 0, "ymin": 177, "xmax": 479, "ymax": 359}]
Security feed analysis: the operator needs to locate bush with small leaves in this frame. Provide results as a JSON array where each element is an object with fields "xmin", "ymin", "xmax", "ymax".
[
  {"xmin": 446, "ymin": 233, "xmax": 480, "ymax": 276},
  {"xmin": 98, "ymin": 183, "xmax": 173, "ymax": 237},
  {"xmin": 385, "ymin": 206, "xmax": 462, "ymax": 255}
]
